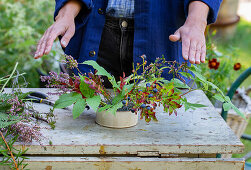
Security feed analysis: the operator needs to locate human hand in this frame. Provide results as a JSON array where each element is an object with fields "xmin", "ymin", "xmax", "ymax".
[
  {"xmin": 34, "ymin": 0, "xmax": 82, "ymax": 59},
  {"xmin": 169, "ymin": 20, "xmax": 207, "ymax": 64},
  {"xmin": 34, "ymin": 17, "xmax": 75, "ymax": 59},
  {"xmin": 169, "ymin": 1, "xmax": 209, "ymax": 64}
]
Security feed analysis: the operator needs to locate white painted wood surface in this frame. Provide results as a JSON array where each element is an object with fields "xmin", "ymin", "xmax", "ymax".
[
  {"xmin": 4, "ymin": 88, "xmax": 244, "ymax": 155},
  {"xmin": 0, "ymin": 157, "xmax": 245, "ymax": 170}
]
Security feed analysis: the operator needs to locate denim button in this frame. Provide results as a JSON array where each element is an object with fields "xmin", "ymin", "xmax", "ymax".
[
  {"xmin": 121, "ymin": 21, "xmax": 128, "ymax": 28},
  {"xmin": 89, "ymin": 50, "xmax": 96, "ymax": 57}
]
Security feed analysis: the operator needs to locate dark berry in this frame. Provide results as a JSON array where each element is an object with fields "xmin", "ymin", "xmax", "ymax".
[
  {"xmin": 86, "ymin": 105, "xmax": 90, "ymax": 110},
  {"xmin": 127, "ymin": 97, "xmax": 131, "ymax": 100},
  {"xmin": 146, "ymin": 106, "xmax": 151, "ymax": 110},
  {"xmin": 131, "ymin": 109, "xmax": 135, "ymax": 113},
  {"xmin": 148, "ymin": 94, "xmax": 153, "ymax": 98},
  {"xmin": 122, "ymin": 100, "xmax": 127, "ymax": 105},
  {"xmin": 141, "ymin": 104, "xmax": 146, "ymax": 108},
  {"xmin": 153, "ymin": 88, "xmax": 158, "ymax": 93},
  {"xmin": 138, "ymin": 90, "xmax": 142, "ymax": 92},
  {"xmin": 146, "ymin": 83, "xmax": 151, "ymax": 87}
]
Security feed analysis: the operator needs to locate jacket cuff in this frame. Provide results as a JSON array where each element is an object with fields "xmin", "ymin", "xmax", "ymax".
[
  {"xmin": 184, "ymin": 0, "xmax": 222, "ymax": 24},
  {"xmin": 54, "ymin": 0, "xmax": 93, "ymax": 22}
]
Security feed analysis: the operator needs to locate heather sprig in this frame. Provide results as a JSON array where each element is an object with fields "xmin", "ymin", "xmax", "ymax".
[
  {"xmin": 0, "ymin": 63, "xmax": 56, "ymax": 169},
  {"xmin": 61, "ymin": 55, "xmax": 78, "ymax": 69}
]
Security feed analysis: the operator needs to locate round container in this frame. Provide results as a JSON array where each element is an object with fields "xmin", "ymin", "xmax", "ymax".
[{"xmin": 96, "ymin": 110, "xmax": 138, "ymax": 128}]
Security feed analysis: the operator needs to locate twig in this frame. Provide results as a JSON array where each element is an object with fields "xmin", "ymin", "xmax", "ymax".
[
  {"xmin": 0, "ymin": 131, "xmax": 19, "ymax": 170},
  {"xmin": 181, "ymin": 89, "xmax": 196, "ymax": 97},
  {"xmin": 0, "ymin": 73, "xmax": 25, "ymax": 82},
  {"xmin": 0, "ymin": 62, "xmax": 18, "ymax": 93},
  {"xmin": 31, "ymin": 114, "xmax": 49, "ymax": 123}
]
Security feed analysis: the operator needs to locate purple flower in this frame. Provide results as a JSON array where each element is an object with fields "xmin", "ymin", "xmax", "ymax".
[{"xmin": 62, "ymin": 55, "xmax": 78, "ymax": 69}]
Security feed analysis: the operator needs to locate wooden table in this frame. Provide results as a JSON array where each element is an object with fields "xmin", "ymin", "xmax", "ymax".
[{"xmin": 2, "ymin": 88, "xmax": 245, "ymax": 170}]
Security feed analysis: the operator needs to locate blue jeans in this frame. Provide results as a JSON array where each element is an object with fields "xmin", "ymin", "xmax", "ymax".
[{"xmin": 97, "ymin": 15, "xmax": 134, "ymax": 87}]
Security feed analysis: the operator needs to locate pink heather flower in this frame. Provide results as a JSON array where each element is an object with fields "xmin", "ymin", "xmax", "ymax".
[
  {"xmin": 62, "ymin": 55, "xmax": 78, "ymax": 69},
  {"xmin": 41, "ymin": 72, "xmax": 72, "ymax": 93},
  {"xmin": 11, "ymin": 122, "xmax": 42, "ymax": 143}
]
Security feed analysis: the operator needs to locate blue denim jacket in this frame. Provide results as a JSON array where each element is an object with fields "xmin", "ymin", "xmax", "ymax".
[{"xmin": 54, "ymin": 0, "xmax": 222, "ymax": 80}]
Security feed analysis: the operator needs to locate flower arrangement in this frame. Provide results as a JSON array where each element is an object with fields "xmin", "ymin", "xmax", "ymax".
[{"xmin": 41, "ymin": 55, "xmax": 246, "ymax": 122}]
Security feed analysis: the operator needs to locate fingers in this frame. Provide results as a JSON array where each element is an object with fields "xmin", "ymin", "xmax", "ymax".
[
  {"xmin": 195, "ymin": 44, "xmax": 202, "ymax": 64},
  {"xmin": 188, "ymin": 41, "xmax": 197, "ymax": 64},
  {"xmin": 182, "ymin": 38, "xmax": 206, "ymax": 64},
  {"xmin": 34, "ymin": 28, "xmax": 50, "ymax": 59},
  {"xmin": 44, "ymin": 28, "xmax": 63, "ymax": 55},
  {"xmin": 182, "ymin": 39, "xmax": 190, "ymax": 60},
  {"xmin": 169, "ymin": 30, "xmax": 181, "ymax": 42},
  {"xmin": 60, "ymin": 25, "xmax": 75, "ymax": 48},
  {"xmin": 201, "ymin": 45, "xmax": 206, "ymax": 63},
  {"xmin": 34, "ymin": 24, "xmax": 66, "ymax": 59}
]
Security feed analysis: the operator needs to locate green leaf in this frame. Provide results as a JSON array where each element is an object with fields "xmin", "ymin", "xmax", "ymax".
[
  {"xmin": 182, "ymin": 98, "xmax": 207, "ymax": 111},
  {"xmin": 112, "ymin": 93, "xmax": 124, "ymax": 105},
  {"xmin": 98, "ymin": 104, "xmax": 113, "ymax": 112},
  {"xmin": 191, "ymin": 64, "xmax": 202, "ymax": 73},
  {"xmin": 72, "ymin": 98, "xmax": 86, "ymax": 119},
  {"xmin": 0, "ymin": 113, "xmax": 20, "ymax": 129},
  {"xmin": 189, "ymin": 66, "xmax": 208, "ymax": 89},
  {"xmin": 82, "ymin": 60, "xmax": 119, "ymax": 89},
  {"xmin": 107, "ymin": 102, "xmax": 123, "ymax": 115},
  {"xmin": 223, "ymin": 103, "xmax": 231, "ymax": 111},
  {"xmin": 213, "ymin": 94, "xmax": 225, "ymax": 102},
  {"xmin": 121, "ymin": 84, "xmax": 134, "ymax": 96},
  {"xmin": 179, "ymin": 72, "xmax": 195, "ymax": 80},
  {"xmin": 86, "ymin": 95, "xmax": 101, "ymax": 112},
  {"xmin": 79, "ymin": 76, "xmax": 95, "ymax": 98},
  {"xmin": 230, "ymin": 103, "xmax": 247, "ymax": 120},
  {"xmin": 169, "ymin": 78, "xmax": 190, "ymax": 89},
  {"xmin": 189, "ymin": 103, "xmax": 207, "ymax": 108},
  {"xmin": 82, "ymin": 60, "xmax": 113, "ymax": 79},
  {"xmin": 54, "ymin": 92, "xmax": 82, "ymax": 109}
]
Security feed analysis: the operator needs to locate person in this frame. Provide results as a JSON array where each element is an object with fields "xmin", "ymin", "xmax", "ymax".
[{"xmin": 34, "ymin": 0, "xmax": 222, "ymax": 81}]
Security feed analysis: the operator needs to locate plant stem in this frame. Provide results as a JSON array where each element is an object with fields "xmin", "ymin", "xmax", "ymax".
[
  {"xmin": 0, "ymin": 73, "xmax": 26, "ymax": 82},
  {"xmin": 0, "ymin": 62, "xmax": 18, "ymax": 93},
  {"xmin": 180, "ymin": 89, "xmax": 196, "ymax": 97},
  {"xmin": 0, "ymin": 131, "xmax": 19, "ymax": 170}
]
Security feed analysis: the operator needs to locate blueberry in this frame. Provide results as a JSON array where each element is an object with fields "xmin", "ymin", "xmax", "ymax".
[
  {"xmin": 146, "ymin": 83, "xmax": 151, "ymax": 87},
  {"xmin": 85, "ymin": 105, "xmax": 90, "ymax": 110},
  {"xmin": 138, "ymin": 90, "xmax": 142, "ymax": 92},
  {"xmin": 141, "ymin": 104, "xmax": 146, "ymax": 108},
  {"xmin": 127, "ymin": 97, "xmax": 131, "ymax": 100},
  {"xmin": 122, "ymin": 100, "xmax": 127, "ymax": 105},
  {"xmin": 131, "ymin": 109, "xmax": 135, "ymax": 113},
  {"xmin": 148, "ymin": 94, "xmax": 153, "ymax": 98},
  {"xmin": 146, "ymin": 106, "xmax": 151, "ymax": 110},
  {"xmin": 153, "ymin": 88, "xmax": 158, "ymax": 93}
]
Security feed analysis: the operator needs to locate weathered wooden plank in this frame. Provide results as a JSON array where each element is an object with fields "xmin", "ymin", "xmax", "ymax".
[
  {"xmin": 4, "ymin": 88, "xmax": 244, "ymax": 155},
  {"xmin": 0, "ymin": 157, "xmax": 245, "ymax": 170}
]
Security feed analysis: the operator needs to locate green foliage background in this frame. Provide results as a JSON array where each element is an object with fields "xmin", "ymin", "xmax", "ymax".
[{"xmin": 0, "ymin": 0, "xmax": 56, "ymax": 87}]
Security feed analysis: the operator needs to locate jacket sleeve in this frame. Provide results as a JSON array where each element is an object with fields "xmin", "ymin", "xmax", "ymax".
[
  {"xmin": 54, "ymin": 0, "xmax": 93, "ymax": 22},
  {"xmin": 184, "ymin": 0, "xmax": 222, "ymax": 24}
]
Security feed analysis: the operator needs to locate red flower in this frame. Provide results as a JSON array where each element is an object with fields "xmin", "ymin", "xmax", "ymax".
[
  {"xmin": 208, "ymin": 58, "xmax": 220, "ymax": 70},
  {"xmin": 234, "ymin": 63, "xmax": 241, "ymax": 71}
]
